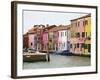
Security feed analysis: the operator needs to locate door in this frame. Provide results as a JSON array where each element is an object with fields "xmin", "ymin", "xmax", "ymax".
[{"xmin": 88, "ymin": 44, "xmax": 91, "ymax": 52}]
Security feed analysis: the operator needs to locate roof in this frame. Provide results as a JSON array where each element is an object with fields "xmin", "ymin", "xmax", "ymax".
[
  {"xmin": 48, "ymin": 25, "xmax": 71, "ymax": 32},
  {"xmin": 26, "ymin": 24, "xmax": 70, "ymax": 34},
  {"xmin": 27, "ymin": 27, "xmax": 38, "ymax": 34},
  {"xmin": 71, "ymin": 14, "xmax": 91, "ymax": 21},
  {"xmin": 23, "ymin": 32, "xmax": 28, "ymax": 36},
  {"xmin": 45, "ymin": 25, "xmax": 57, "ymax": 30}
]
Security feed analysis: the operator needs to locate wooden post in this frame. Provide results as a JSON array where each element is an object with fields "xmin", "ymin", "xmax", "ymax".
[{"xmin": 47, "ymin": 42, "xmax": 50, "ymax": 62}]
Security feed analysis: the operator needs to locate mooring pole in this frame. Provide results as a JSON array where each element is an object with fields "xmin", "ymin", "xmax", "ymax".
[{"xmin": 47, "ymin": 42, "xmax": 50, "ymax": 62}]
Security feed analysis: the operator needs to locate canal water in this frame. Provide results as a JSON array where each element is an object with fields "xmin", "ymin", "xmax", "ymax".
[{"xmin": 23, "ymin": 54, "xmax": 90, "ymax": 69}]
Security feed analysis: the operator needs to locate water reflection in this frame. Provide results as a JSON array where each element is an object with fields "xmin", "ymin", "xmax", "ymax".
[{"xmin": 23, "ymin": 54, "xmax": 90, "ymax": 69}]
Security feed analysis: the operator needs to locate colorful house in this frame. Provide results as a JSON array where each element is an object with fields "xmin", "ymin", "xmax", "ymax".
[
  {"xmin": 34, "ymin": 32, "xmax": 37, "ymax": 50},
  {"xmin": 46, "ymin": 25, "xmax": 57, "ymax": 51},
  {"xmin": 42, "ymin": 29, "xmax": 48, "ymax": 51},
  {"xmin": 23, "ymin": 32, "xmax": 29, "ymax": 49},
  {"xmin": 51, "ymin": 25, "xmax": 70, "ymax": 51},
  {"xmin": 76, "ymin": 18, "xmax": 85, "ymax": 54},
  {"xmin": 47, "ymin": 25, "xmax": 70, "ymax": 52},
  {"xmin": 34, "ymin": 24, "xmax": 45, "ymax": 51},
  {"xmin": 84, "ymin": 14, "xmax": 91, "ymax": 55},
  {"xmin": 70, "ymin": 14, "xmax": 91, "ymax": 56},
  {"xmin": 48, "ymin": 25, "xmax": 59, "ymax": 51},
  {"xmin": 28, "ymin": 28, "xmax": 36, "ymax": 49},
  {"xmin": 70, "ymin": 20, "xmax": 77, "ymax": 54}
]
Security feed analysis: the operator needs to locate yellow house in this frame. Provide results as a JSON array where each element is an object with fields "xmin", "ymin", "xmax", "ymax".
[
  {"xmin": 70, "ymin": 20, "xmax": 77, "ymax": 54},
  {"xmin": 84, "ymin": 14, "xmax": 91, "ymax": 55}
]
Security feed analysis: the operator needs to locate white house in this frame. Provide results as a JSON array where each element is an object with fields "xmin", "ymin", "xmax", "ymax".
[{"xmin": 58, "ymin": 25, "xmax": 70, "ymax": 51}]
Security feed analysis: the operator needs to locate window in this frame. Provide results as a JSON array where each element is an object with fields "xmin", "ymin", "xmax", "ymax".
[
  {"xmin": 85, "ymin": 20, "xmax": 88, "ymax": 25},
  {"xmin": 65, "ymin": 31, "xmax": 67, "ymax": 36},
  {"xmin": 88, "ymin": 44, "xmax": 91, "ymax": 52},
  {"xmin": 77, "ymin": 32, "xmax": 80, "ymax": 37},
  {"xmin": 84, "ymin": 44, "xmax": 88, "ymax": 49},
  {"xmin": 61, "ymin": 32, "xmax": 64, "ymax": 37},
  {"xmin": 31, "ymin": 42, "xmax": 33, "ymax": 46},
  {"xmin": 77, "ymin": 43, "xmax": 79, "ymax": 48},
  {"xmin": 70, "ymin": 44, "xmax": 72, "ymax": 48},
  {"xmin": 75, "ymin": 44, "xmax": 76, "ymax": 48},
  {"xmin": 85, "ymin": 32, "xmax": 87, "ymax": 38},
  {"xmin": 61, "ymin": 32, "xmax": 62, "ymax": 37},
  {"xmin": 81, "ymin": 43, "xmax": 84, "ymax": 48},
  {"xmin": 82, "ymin": 32, "xmax": 85, "ymax": 37},
  {"xmin": 62, "ymin": 32, "xmax": 64, "ymax": 37}
]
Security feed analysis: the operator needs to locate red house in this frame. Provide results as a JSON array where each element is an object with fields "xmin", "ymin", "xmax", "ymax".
[{"xmin": 23, "ymin": 32, "xmax": 29, "ymax": 49}]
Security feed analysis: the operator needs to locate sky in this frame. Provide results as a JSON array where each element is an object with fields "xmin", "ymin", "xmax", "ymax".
[{"xmin": 23, "ymin": 10, "xmax": 88, "ymax": 34}]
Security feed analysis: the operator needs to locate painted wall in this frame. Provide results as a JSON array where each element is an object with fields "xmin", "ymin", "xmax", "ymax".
[
  {"xmin": 48, "ymin": 32, "xmax": 54, "ymax": 50},
  {"xmin": 42, "ymin": 32, "xmax": 48, "ymax": 50},
  {"xmin": 54, "ymin": 31, "xmax": 59, "ymax": 51},
  {"xmin": 23, "ymin": 34, "xmax": 29, "ymax": 49},
  {"xmin": 58, "ymin": 30, "xmax": 68, "ymax": 51},
  {"xmin": 34, "ymin": 33, "xmax": 37, "ymax": 50},
  {"xmin": 70, "ymin": 20, "xmax": 77, "ymax": 53},
  {"xmin": 28, "ymin": 34, "xmax": 34, "ymax": 49},
  {"xmin": 84, "ymin": 16, "xmax": 91, "ymax": 54},
  {"xmin": 76, "ymin": 18, "xmax": 85, "ymax": 54}
]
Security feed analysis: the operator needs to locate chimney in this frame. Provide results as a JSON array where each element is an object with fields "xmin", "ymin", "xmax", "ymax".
[{"xmin": 46, "ymin": 24, "xmax": 49, "ymax": 27}]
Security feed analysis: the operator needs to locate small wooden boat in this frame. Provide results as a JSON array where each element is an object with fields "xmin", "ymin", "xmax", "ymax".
[{"xmin": 23, "ymin": 52, "xmax": 48, "ymax": 62}]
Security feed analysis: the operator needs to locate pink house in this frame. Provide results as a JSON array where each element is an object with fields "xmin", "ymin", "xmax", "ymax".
[
  {"xmin": 28, "ymin": 34, "xmax": 34, "ymax": 49},
  {"xmin": 28, "ymin": 28, "xmax": 35, "ymax": 49},
  {"xmin": 75, "ymin": 18, "xmax": 85, "ymax": 54},
  {"xmin": 42, "ymin": 30, "xmax": 48, "ymax": 51}
]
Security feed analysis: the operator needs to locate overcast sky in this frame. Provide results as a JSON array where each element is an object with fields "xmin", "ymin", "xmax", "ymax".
[{"xmin": 23, "ymin": 10, "xmax": 88, "ymax": 34}]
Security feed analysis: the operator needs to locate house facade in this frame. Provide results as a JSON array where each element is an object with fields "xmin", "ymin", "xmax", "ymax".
[
  {"xmin": 23, "ymin": 33, "xmax": 29, "ymax": 49},
  {"xmin": 34, "ymin": 25, "xmax": 45, "ymax": 51},
  {"xmin": 70, "ymin": 14, "xmax": 91, "ymax": 55},
  {"xmin": 76, "ymin": 18, "xmax": 85, "ymax": 54},
  {"xmin": 70, "ymin": 20, "xmax": 77, "ymax": 54},
  {"xmin": 42, "ymin": 29, "xmax": 48, "ymax": 51},
  {"xmin": 47, "ymin": 25, "xmax": 57, "ymax": 51},
  {"xmin": 84, "ymin": 14, "xmax": 91, "ymax": 55},
  {"xmin": 53, "ymin": 31, "xmax": 59, "ymax": 51},
  {"xmin": 47, "ymin": 26, "xmax": 58, "ymax": 51},
  {"xmin": 57, "ymin": 25, "xmax": 70, "ymax": 51},
  {"xmin": 28, "ymin": 28, "xmax": 35, "ymax": 49}
]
